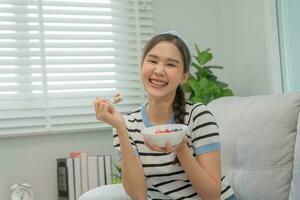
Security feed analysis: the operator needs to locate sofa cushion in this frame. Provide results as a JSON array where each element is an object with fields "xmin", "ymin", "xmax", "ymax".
[
  {"xmin": 290, "ymin": 113, "xmax": 300, "ymax": 200},
  {"xmin": 207, "ymin": 94, "xmax": 300, "ymax": 200}
]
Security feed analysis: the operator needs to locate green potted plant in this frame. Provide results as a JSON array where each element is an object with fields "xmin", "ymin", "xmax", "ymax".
[{"xmin": 184, "ymin": 45, "xmax": 234, "ymax": 104}]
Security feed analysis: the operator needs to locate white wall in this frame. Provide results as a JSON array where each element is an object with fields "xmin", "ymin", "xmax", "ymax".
[
  {"xmin": 153, "ymin": 0, "xmax": 282, "ymax": 96},
  {"xmin": 0, "ymin": 131, "xmax": 114, "ymax": 200},
  {"xmin": 0, "ymin": 1, "xmax": 283, "ymax": 200}
]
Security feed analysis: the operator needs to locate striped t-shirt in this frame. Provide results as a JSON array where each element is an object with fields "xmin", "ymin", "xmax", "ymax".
[{"xmin": 113, "ymin": 102, "xmax": 235, "ymax": 200}]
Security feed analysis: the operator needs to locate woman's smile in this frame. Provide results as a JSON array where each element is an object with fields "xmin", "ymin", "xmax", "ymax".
[{"xmin": 148, "ymin": 77, "xmax": 168, "ymax": 88}]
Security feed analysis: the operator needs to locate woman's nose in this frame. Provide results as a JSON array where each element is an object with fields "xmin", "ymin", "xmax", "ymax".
[{"xmin": 154, "ymin": 65, "xmax": 164, "ymax": 76}]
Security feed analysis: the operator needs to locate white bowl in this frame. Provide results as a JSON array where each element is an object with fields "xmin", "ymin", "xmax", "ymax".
[{"xmin": 141, "ymin": 124, "xmax": 188, "ymax": 148}]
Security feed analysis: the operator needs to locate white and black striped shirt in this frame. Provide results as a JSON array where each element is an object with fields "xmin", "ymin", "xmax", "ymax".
[{"xmin": 113, "ymin": 102, "xmax": 235, "ymax": 200}]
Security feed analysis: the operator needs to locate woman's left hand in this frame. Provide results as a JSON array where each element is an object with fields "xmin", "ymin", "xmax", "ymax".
[{"xmin": 144, "ymin": 136, "xmax": 189, "ymax": 153}]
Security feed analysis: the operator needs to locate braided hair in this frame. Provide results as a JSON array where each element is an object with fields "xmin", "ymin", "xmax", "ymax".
[{"xmin": 172, "ymin": 86, "xmax": 186, "ymax": 124}]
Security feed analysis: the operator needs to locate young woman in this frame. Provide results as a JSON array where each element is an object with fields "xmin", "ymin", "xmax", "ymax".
[{"xmin": 92, "ymin": 31, "xmax": 236, "ymax": 200}]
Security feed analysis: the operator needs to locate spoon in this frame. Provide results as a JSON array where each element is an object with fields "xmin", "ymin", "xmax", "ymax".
[{"xmin": 109, "ymin": 93, "xmax": 123, "ymax": 104}]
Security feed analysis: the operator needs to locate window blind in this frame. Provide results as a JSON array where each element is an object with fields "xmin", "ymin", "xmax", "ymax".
[{"xmin": 0, "ymin": 0, "xmax": 154, "ymax": 137}]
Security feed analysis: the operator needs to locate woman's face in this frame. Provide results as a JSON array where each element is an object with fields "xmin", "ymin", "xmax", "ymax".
[{"xmin": 141, "ymin": 41, "xmax": 188, "ymax": 100}]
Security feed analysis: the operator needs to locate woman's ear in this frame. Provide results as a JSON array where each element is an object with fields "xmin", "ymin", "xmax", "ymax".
[{"xmin": 181, "ymin": 72, "xmax": 189, "ymax": 84}]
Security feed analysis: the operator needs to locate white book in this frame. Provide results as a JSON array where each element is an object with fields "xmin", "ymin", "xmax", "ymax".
[
  {"xmin": 97, "ymin": 155, "xmax": 106, "ymax": 186},
  {"xmin": 87, "ymin": 156, "xmax": 99, "ymax": 190},
  {"xmin": 104, "ymin": 155, "xmax": 112, "ymax": 184},
  {"xmin": 66, "ymin": 158, "xmax": 75, "ymax": 200},
  {"xmin": 80, "ymin": 152, "xmax": 89, "ymax": 194},
  {"xmin": 73, "ymin": 157, "xmax": 82, "ymax": 200}
]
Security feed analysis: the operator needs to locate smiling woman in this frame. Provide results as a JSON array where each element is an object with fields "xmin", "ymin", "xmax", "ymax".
[
  {"xmin": 0, "ymin": 0, "xmax": 154, "ymax": 137},
  {"xmin": 92, "ymin": 31, "xmax": 236, "ymax": 200}
]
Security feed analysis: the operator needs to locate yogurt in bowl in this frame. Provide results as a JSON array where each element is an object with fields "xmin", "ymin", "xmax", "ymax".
[{"xmin": 141, "ymin": 124, "xmax": 188, "ymax": 147}]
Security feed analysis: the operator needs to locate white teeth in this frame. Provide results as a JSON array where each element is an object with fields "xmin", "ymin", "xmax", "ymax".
[{"xmin": 150, "ymin": 79, "xmax": 167, "ymax": 86}]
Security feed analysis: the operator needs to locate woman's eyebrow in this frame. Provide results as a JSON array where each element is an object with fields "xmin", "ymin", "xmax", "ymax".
[
  {"xmin": 147, "ymin": 54, "xmax": 180, "ymax": 64},
  {"xmin": 147, "ymin": 54, "xmax": 159, "ymax": 59}
]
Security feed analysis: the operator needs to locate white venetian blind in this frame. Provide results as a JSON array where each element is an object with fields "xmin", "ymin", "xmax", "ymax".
[{"xmin": 0, "ymin": 0, "xmax": 154, "ymax": 137}]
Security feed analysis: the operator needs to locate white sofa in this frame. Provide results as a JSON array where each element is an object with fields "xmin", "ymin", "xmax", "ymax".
[
  {"xmin": 81, "ymin": 93, "xmax": 300, "ymax": 200},
  {"xmin": 207, "ymin": 93, "xmax": 300, "ymax": 200}
]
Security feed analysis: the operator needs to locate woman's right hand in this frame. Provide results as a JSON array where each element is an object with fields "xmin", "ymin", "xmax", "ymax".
[{"xmin": 93, "ymin": 97, "xmax": 125, "ymax": 129}]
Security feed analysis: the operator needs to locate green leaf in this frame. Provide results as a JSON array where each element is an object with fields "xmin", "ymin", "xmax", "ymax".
[
  {"xmin": 205, "ymin": 65, "xmax": 224, "ymax": 70},
  {"xmin": 193, "ymin": 56, "xmax": 203, "ymax": 66},
  {"xmin": 205, "ymin": 68, "xmax": 215, "ymax": 77},
  {"xmin": 201, "ymin": 95, "xmax": 210, "ymax": 105},
  {"xmin": 113, "ymin": 162, "xmax": 122, "ymax": 173},
  {"xmin": 195, "ymin": 69, "xmax": 205, "ymax": 79},
  {"xmin": 215, "ymin": 81, "xmax": 228, "ymax": 88},
  {"xmin": 191, "ymin": 62, "xmax": 201, "ymax": 71},
  {"xmin": 221, "ymin": 88, "xmax": 234, "ymax": 96},
  {"xmin": 189, "ymin": 74, "xmax": 196, "ymax": 80},
  {"xmin": 195, "ymin": 45, "xmax": 201, "ymax": 58},
  {"xmin": 198, "ymin": 77, "xmax": 209, "ymax": 91},
  {"xmin": 206, "ymin": 81, "xmax": 221, "ymax": 95},
  {"xmin": 191, "ymin": 96, "xmax": 203, "ymax": 104},
  {"xmin": 188, "ymin": 79, "xmax": 199, "ymax": 94},
  {"xmin": 198, "ymin": 51, "xmax": 212, "ymax": 65},
  {"xmin": 206, "ymin": 74, "xmax": 218, "ymax": 82},
  {"xmin": 112, "ymin": 176, "xmax": 122, "ymax": 184},
  {"xmin": 205, "ymin": 53, "xmax": 213, "ymax": 64}
]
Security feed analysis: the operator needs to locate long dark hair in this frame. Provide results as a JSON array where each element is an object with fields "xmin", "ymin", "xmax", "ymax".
[{"xmin": 141, "ymin": 33, "xmax": 191, "ymax": 124}]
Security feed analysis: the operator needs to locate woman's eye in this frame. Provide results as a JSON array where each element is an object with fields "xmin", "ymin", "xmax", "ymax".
[
  {"xmin": 148, "ymin": 60, "xmax": 157, "ymax": 64},
  {"xmin": 167, "ymin": 63, "xmax": 176, "ymax": 67}
]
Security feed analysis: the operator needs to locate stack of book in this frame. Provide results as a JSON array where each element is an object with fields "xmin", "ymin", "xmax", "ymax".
[{"xmin": 57, "ymin": 152, "xmax": 113, "ymax": 200}]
